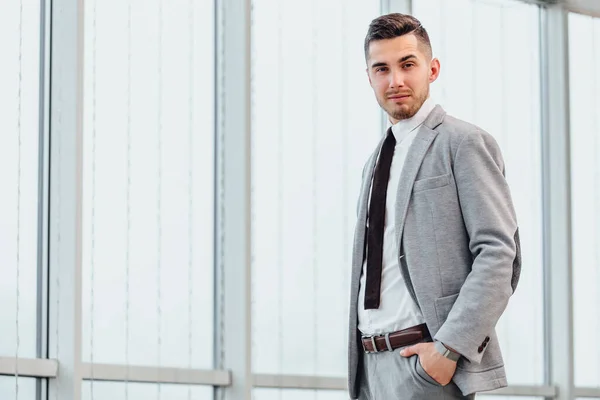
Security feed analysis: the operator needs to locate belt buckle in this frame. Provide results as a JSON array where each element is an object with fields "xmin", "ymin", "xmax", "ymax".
[
  {"xmin": 362, "ymin": 333, "xmax": 394, "ymax": 353},
  {"xmin": 361, "ymin": 335, "xmax": 378, "ymax": 354}
]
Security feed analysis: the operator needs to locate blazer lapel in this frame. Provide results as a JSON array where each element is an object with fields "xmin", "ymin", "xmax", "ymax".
[{"xmin": 394, "ymin": 105, "xmax": 446, "ymax": 251}]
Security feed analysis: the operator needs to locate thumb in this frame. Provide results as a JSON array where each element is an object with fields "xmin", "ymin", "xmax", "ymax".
[{"xmin": 400, "ymin": 344, "xmax": 421, "ymax": 357}]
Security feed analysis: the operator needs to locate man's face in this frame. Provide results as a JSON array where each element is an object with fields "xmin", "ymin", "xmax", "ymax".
[{"xmin": 366, "ymin": 34, "xmax": 440, "ymax": 124}]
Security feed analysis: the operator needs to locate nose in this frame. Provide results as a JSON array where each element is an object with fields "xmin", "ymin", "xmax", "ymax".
[{"xmin": 389, "ymin": 68, "xmax": 404, "ymax": 89}]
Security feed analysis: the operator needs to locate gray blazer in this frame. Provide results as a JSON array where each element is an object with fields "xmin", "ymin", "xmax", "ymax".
[{"xmin": 348, "ymin": 105, "xmax": 521, "ymax": 398}]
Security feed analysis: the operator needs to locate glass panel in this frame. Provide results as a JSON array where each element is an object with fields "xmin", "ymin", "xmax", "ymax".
[
  {"xmin": 253, "ymin": 389, "xmax": 348, "ymax": 400},
  {"xmin": 478, "ymin": 397, "xmax": 543, "ymax": 400},
  {"xmin": 81, "ymin": 0, "xmax": 215, "ymax": 368},
  {"xmin": 569, "ymin": 11, "xmax": 600, "ymax": 389},
  {"xmin": 0, "ymin": 0, "xmax": 42, "ymax": 359},
  {"xmin": 0, "ymin": 377, "xmax": 37, "ymax": 399},
  {"xmin": 413, "ymin": 0, "xmax": 544, "ymax": 385},
  {"xmin": 81, "ymin": 382, "xmax": 212, "ymax": 400},
  {"xmin": 251, "ymin": 0, "xmax": 382, "ymax": 376}
]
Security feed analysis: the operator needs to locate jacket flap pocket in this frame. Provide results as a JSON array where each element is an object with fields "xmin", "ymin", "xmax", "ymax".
[{"xmin": 413, "ymin": 173, "xmax": 451, "ymax": 192}]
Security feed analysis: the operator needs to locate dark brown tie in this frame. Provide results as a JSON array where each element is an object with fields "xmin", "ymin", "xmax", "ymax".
[{"xmin": 364, "ymin": 129, "xmax": 396, "ymax": 310}]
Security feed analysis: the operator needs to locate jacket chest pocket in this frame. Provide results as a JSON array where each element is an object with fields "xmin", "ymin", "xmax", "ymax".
[{"xmin": 413, "ymin": 173, "xmax": 451, "ymax": 193}]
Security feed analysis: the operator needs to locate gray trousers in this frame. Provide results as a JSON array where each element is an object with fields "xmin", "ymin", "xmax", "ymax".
[{"xmin": 358, "ymin": 347, "xmax": 475, "ymax": 400}]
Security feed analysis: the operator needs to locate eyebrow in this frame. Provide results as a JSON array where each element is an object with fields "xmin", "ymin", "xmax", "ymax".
[
  {"xmin": 399, "ymin": 54, "xmax": 417, "ymax": 63},
  {"xmin": 370, "ymin": 54, "xmax": 418, "ymax": 69},
  {"xmin": 370, "ymin": 61, "xmax": 388, "ymax": 69}
]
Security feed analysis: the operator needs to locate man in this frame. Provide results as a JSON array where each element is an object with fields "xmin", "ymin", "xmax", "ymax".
[{"xmin": 348, "ymin": 13, "xmax": 521, "ymax": 400}]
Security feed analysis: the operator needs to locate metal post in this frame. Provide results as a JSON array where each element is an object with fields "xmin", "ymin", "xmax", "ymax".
[
  {"xmin": 540, "ymin": 4, "xmax": 575, "ymax": 400},
  {"xmin": 215, "ymin": 0, "xmax": 252, "ymax": 398},
  {"xmin": 47, "ymin": 0, "xmax": 85, "ymax": 399},
  {"xmin": 387, "ymin": 0, "xmax": 412, "ymax": 14}
]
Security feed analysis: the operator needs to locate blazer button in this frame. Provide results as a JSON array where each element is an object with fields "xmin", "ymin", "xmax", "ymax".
[
  {"xmin": 477, "ymin": 346, "xmax": 484, "ymax": 353},
  {"xmin": 484, "ymin": 336, "xmax": 490, "ymax": 343}
]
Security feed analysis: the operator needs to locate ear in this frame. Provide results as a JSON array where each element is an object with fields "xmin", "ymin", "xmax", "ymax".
[
  {"xmin": 366, "ymin": 68, "xmax": 373, "ymax": 86},
  {"xmin": 429, "ymin": 58, "xmax": 441, "ymax": 83}
]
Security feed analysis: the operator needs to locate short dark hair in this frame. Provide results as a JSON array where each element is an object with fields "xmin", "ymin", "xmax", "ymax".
[{"xmin": 364, "ymin": 13, "xmax": 432, "ymax": 62}]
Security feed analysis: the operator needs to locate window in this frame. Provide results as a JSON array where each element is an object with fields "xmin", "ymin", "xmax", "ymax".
[
  {"xmin": 0, "ymin": 0, "xmax": 43, "ymax": 362},
  {"xmin": 413, "ymin": 0, "xmax": 544, "ymax": 385},
  {"xmin": 81, "ymin": 0, "xmax": 215, "ymax": 369},
  {"xmin": 251, "ymin": 0, "xmax": 381, "ymax": 376},
  {"xmin": 569, "ymin": 11, "xmax": 600, "ymax": 389}
]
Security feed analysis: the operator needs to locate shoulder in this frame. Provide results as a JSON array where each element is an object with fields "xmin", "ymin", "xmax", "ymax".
[{"xmin": 436, "ymin": 114, "xmax": 501, "ymax": 159}]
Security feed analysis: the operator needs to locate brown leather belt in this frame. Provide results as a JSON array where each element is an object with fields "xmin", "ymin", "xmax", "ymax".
[{"xmin": 361, "ymin": 323, "xmax": 430, "ymax": 353}]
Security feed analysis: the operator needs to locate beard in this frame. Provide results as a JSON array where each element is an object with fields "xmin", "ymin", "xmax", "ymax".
[{"xmin": 379, "ymin": 87, "xmax": 429, "ymax": 121}]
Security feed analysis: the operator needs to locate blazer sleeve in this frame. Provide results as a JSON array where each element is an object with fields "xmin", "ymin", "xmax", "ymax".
[{"xmin": 433, "ymin": 130, "xmax": 522, "ymax": 364}]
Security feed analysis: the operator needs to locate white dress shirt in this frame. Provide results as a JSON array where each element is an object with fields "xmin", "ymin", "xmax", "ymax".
[{"xmin": 357, "ymin": 98, "xmax": 437, "ymax": 336}]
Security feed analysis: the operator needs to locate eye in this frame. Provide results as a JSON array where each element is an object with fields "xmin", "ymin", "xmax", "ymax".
[
  {"xmin": 403, "ymin": 63, "xmax": 415, "ymax": 69},
  {"xmin": 376, "ymin": 67, "xmax": 388, "ymax": 73}
]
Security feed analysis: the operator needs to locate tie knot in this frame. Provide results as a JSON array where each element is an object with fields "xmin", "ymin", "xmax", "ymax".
[{"xmin": 385, "ymin": 128, "xmax": 396, "ymax": 147}]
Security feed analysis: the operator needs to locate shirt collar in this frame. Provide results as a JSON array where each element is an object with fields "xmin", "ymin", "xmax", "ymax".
[{"xmin": 390, "ymin": 97, "xmax": 437, "ymax": 143}]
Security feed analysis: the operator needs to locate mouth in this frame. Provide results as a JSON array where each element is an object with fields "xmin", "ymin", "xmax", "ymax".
[
  {"xmin": 388, "ymin": 94, "xmax": 410, "ymax": 104},
  {"xmin": 388, "ymin": 94, "xmax": 410, "ymax": 102}
]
